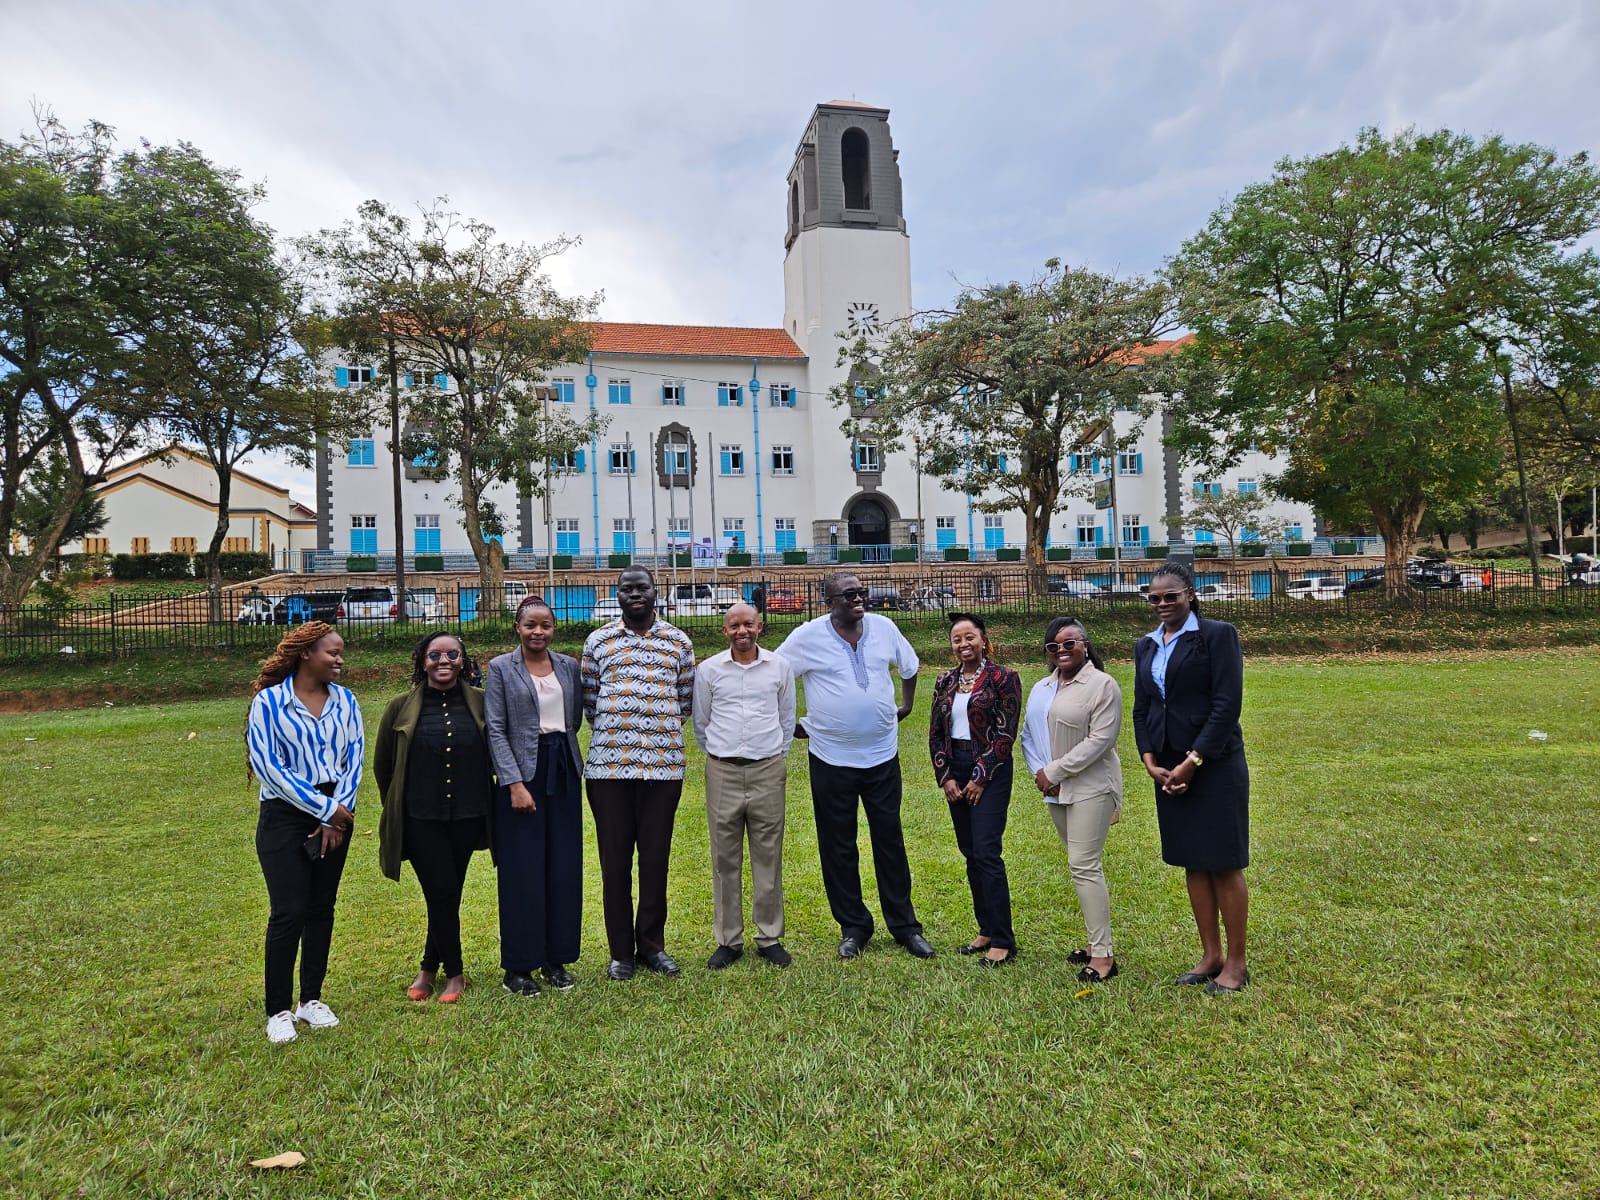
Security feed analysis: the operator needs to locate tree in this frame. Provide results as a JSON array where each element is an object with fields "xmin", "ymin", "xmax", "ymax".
[
  {"xmin": 0, "ymin": 113, "xmax": 157, "ymax": 609},
  {"xmin": 124, "ymin": 143, "xmax": 332, "ymax": 621},
  {"xmin": 837, "ymin": 262, "xmax": 1186, "ymax": 571},
  {"xmin": 1165, "ymin": 487, "xmax": 1281, "ymax": 554},
  {"xmin": 305, "ymin": 200, "xmax": 601, "ymax": 601},
  {"xmin": 14, "ymin": 450, "xmax": 108, "ymax": 563},
  {"xmin": 1168, "ymin": 128, "xmax": 1600, "ymax": 595}
]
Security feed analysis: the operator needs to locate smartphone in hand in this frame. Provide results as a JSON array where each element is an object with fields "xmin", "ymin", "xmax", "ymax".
[{"xmin": 303, "ymin": 830, "xmax": 324, "ymax": 861}]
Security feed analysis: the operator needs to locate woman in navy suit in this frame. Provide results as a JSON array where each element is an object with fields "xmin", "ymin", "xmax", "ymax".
[
  {"xmin": 484, "ymin": 595, "xmax": 586, "ymax": 995},
  {"xmin": 1132, "ymin": 561, "xmax": 1251, "ymax": 994}
]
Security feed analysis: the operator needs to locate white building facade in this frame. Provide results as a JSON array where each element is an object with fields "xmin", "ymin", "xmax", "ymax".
[{"xmin": 318, "ymin": 101, "xmax": 1318, "ymax": 570}]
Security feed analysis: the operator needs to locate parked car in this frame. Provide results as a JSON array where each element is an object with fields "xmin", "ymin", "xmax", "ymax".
[
  {"xmin": 272, "ymin": 590, "xmax": 345, "ymax": 625},
  {"xmin": 763, "ymin": 587, "xmax": 806, "ymax": 614},
  {"xmin": 590, "ymin": 597, "xmax": 624, "ymax": 622},
  {"xmin": 1406, "ymin": 558, "xmax": 1461, "ymax": 589},
  {"xmin": 502, "ymin": 580, "xmax": 530, "ymax": 611},
  {"xmin": 339, "ymin": 585, "xmax": 399, "ymax": 623},
  {"xmin": 1194, "ymin": 582, "xmax": 1249, "ymax": 601},
  {"xmin": 1286, "ymin": 577, "xmax": 1345, "ymax": 601},
  {"xmin": 405, "ymin": 588, "xmax": 441, "ymax": 619},
  {"xmin": 664, "ymin": 583, "xmax": 742, "ymax": 617},
  {"xmin": 906, "ymin": 585, "xmax": 957, "ymax": 610},
  {"xmin": 1047, "ymin": 577, "xmax": 1107, "ymax": 599},
  {"xmin": 863, "ymin": 585, "xmax": 902, "ymax": 611},
  {"xmin": 1344, "ymin": 567, "xmax": 1388, "ymax": 593}
]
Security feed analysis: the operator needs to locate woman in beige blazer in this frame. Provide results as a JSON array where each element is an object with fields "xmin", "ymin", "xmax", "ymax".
[{"xmin": 1020, "ymin": 616, "xmax": 1123, "ymax": 984}]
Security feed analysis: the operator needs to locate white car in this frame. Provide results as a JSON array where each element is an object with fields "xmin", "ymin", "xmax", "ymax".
[
  {"xmin": 590, "ymin": 598, "xmax": 625, "ymax": 622},
  {"xmin": 1286, "ymin": 578, "xmax": 1345, "ymax": 601},
  {"xmin": 1195, "ymin": 582, "xmax": 1250, "ymax": 601}
]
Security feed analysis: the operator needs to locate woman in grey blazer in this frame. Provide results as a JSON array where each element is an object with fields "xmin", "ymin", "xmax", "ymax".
[{"xmin": 485, "ymin": 595, "xmax": 586, "ymax": 995}]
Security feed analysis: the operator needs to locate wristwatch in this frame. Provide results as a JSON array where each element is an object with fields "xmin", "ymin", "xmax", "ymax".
[{"xmin": 1186, "ymin": 751, "xmax": 1205, "ymax": 767}]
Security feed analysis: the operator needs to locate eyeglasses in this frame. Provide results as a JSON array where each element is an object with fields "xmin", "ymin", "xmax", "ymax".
[
  {"xmin": 426, "ymin": 649, "xmax": 462, "ymax": 662},
  {"xmin": 1044, "ymin": 640, "xmax": 1081, "ymax": 653},
  {"xmin": 1146, "ymin": 590, "xmax": 1188, "ymax": 605},
  {"xmin": 831, "ymin": 588, "xmax": 869, "ymax": 602}
]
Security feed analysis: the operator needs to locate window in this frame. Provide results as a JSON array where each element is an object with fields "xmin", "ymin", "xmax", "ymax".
[
  {"xmin": 841, "ymin": 127, "xmax": 870, "ymax": 210},
  {"xmin": 612, "ymin": 518, "xmax": 635, "ymax": 555},
  {"xmin": 935, "ymin": 515, "xmax": 956, "ymax": 550},
  {"xmin": 1077, "ymin": 514, "xmax": 1102, "ymax": 546},
  {"xmin": 334, "ymin": 365, "xmax": 374, "ymax": 387},
  {"xmin": 661, "ymin": 380, "xmax": 684, "ymax": 406},
  {"xmin": 1193, "ymin": 479, "xmax": 1221, "ymax": 496},
  {"xmin": 170, "ymin": 536, "xmax": 197, "ymax": 553},
  {"xmin": 130, "ymin": 537, "xmax": 150, "ymax": 555},
  {"xmin": 771, "ymin": 445, "xmax": 795, "ymax": 476},
  {"xmin": 607, "ymin": 379, "xmax": 631, "ymax": 406},
  {"xmin": 555, "ymin": 517, "xmax": 580, "ymax": 556},
  {"xmin": 550, "ymin": 377, "xmax": 576, "ymax": 404},
  {"xmin": 1237, "ymin": 479, "xmax": 1259, "ymax": 495},
  {"xmin": 769, "ymin": 383, "xmax": 796, "ymax": 408},
  {"xmin": 722, "ymin": 517, "xmax": 745, "ymax": 550},
  {"xmin": 1067, "ymin": 453, "xmax": 1095, "ymax": 476},
  {"xmin": 83, "ymin": 536, "xmax": 110, "ymax": 554},
  {"xmin": 1194, "ymin": 527, "xmax": 1215, "ymax": 544},
  {"xmin": 414, "ymin": 514, "xmax": 440, "ymax": 555},
  {"xmin": 717, "ymin": 382, "xmax": 742, "ymax": 408},
  {"xmin": 667, "ymin": 516, "xmax": 690, "ymax": 545},
  {"xmin": 1121, "ymin": 513, "xmax": 1148, "ymax": 545},
  {"xmin": 412, "ymin": 447, "xmax": 439, "ymax": 470},
  {"xmin": 553, "ymin": 448, "xmax": 586, "ymax": 475},
  {"xmin": 1118, "ymin": 450, "xmax": 1143, "ymax": 475},
  {"xmin": 223, "ymin": 536, "xmax": 249, "ymax": 553},
  {"xmin": 406, "ymin": 370, "xmax": 448, "ymax": 391},
  {"xmin": 719, "ymin": 444, "xmax": 744, "ymax": 476},
  {"xmin": 346, "ymin": 438, "xmax": 375, "ymax": 467},
  {"xmin": 351, "ymin": 514, "xmax": 377, "ymax": 556},
  {"xmin": 1240, "ymin": 527, "xmax": 1259, "ymax": 543},
  {"xmin": 984, "ymin": 453, "xmax": 1009, "ymax": 474},
  {"xmin": 983, "ymin": 515, "xmax": 1005, "ymax": 551},
  {"xmin": 661, "ymin": 443, "xmax": 689, "ymax": 477},
  {"xmin": 854, "ymin": 442, "xmax": 881, "ymax": 473},
  {"xmin": 608, "ymin": 444, "xmax": 637, "ymax": 475},
  {"xmin": 774, "ymin": 517, "xmax": 797, "ymax": 552},
  {"xmin": 1286, "ymin": 525, "xmax": 1304, "ymax": 541}
]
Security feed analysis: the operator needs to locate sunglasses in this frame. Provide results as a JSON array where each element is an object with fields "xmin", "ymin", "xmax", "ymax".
[
  {"xmin": 426, "ymin": 649, "xmax": 462, "ymax": 662},
  {"xmin": 831, "ymin": 588, "xmax": 869, "ymax": 602},
  {"xmin": 1044, "ymin": 639, "xmax": 1082, "ymax": 653},
  {"xmin": 1145, "ymin": 590, "xmax": 1189, "ymax": 605}
]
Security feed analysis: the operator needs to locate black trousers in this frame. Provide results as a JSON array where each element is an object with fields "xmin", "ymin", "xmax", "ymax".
[
  {"xmin": 405, "ymin": 815, "xmax": 486, "ymax": 977},
  {"xmin": 807, "ymin": 753, "xmax": 922, "ymax": 943},
  {"xmin": 945, "ymin": 742, "xmax": 1015, "ymax": 949},
  {"xmin": 586, "ymin": 777, "xmax": 682, "ymax": 961},
  {"xmin": 256, "ymin": 797, "xmax": 349, "ymax": 1017},
  {"xmin": 495, "ymin": 735, "xmax": 584, "ymax": 972}
]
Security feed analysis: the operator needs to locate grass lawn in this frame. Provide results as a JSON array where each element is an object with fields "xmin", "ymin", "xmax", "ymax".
[{"xmin": 2, "ymin": 648, "xmax": 1598, "ymax": 1197}]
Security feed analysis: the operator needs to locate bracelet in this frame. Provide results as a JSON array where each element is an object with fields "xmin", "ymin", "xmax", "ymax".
[{"xmin": 1186, "ymin": 751, "xmax": 1204, "ymax": 767}]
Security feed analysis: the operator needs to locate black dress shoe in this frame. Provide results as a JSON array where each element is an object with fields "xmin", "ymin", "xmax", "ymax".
[
  {"xmin": 1077, "ymin": 961, "xmax": 1118, "ymax": 983},
  {"xmin": 606, "ymin": 958, "xmax": 635, "ymax": 982},
  {"xmin": 900, "ymin": 933, "xmax": 936, "ymax": 959},
  {"xmin": 837, "ymin": 935, "xmax": 867, "ymax": 959},
  {"xmin": 638, "ymin": 950, "xmax": 681, "ymax": 977},
  {"xmin": 502, "ymin": 971, "xmax": 541, "ymax": 996},
  {"xmin": 756, "ymin": 943, "xmax": 792, "ymax": 968},
  {"xmin": 977, "ymin": 947, "xmax": 1018, "ymax": 969},
  {"xmin": 1067, "ymin": 947, "xmax": 1092, "ymax": 965},
  {"xmin": 958, "ymin": 941, "xmax": 990, "ymax": 956},
  {"xmin": 706, "ymin": 945, "xmax": 744, "ymax": 971},
  {"xmin": 1174, "ymin": 970, "xmax": 1218, "ymax": 986},
  {"xmin": 1205, "ymin": 970, "xmax": 1249, "ymax": 995},
  {"xmin": 541, "ymin": 965, "xmax": 576, "ymax": 991}
]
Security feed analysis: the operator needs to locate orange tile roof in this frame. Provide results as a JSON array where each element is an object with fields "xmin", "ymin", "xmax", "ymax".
[
  {"xmin": 1110, "ymin": 333, "xmax": 1195, "ymax": 364},
  {"xmin": 587, "ymin": 322, "xmax": 807, "ymax": 361}
]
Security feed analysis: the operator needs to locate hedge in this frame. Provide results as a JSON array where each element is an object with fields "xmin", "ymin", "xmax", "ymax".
[
  {"xmin": 1194, "ymin": 545, "xmax": 1220, "ymax": 559},
  {"xmin": 943, "ymin": 547, "xmax": 970, "ymax": 562},
  {"xmin": 215, "ymin": 551, "xmax": 273, "ymax": 579},
  {"xmin": 782, "ymin": 550, "xmax": 808, "ymax": 565},
  {"xmin": 1145, "ymin": 545, "xmax": 1170, "ymax": 559},
  {"xmin": 1046, "ymin": 547, "xmax": 1073, "ymax": 561},
  {"xmin": 345, "ymin": 556, "xmax": 378, "ymax": 572},
  {"xmin": 995, "ymin": 547, "xmax": 1022, "ymax": 562},
  {"xmin": 415, "ymin": 555, "xmax": 444, "ymax": 572},
  {"xmin": 111, "ymin": 552, "xmax": 194, "ymax": 580},
  {"xmin": 1287, "ymin": 543, "xmax": 1313, "ymax": 557}
]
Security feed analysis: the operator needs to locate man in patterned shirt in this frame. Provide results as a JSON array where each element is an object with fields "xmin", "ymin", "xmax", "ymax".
[{"xmin": 582, "ymin": 565, "xmax": 697, "ymax": 980}]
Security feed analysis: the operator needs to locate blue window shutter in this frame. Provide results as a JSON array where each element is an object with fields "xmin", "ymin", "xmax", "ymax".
[
  {"xmin": 435, "ymin": 373, "xmax": 448, "ymax": 391},
  {"xmin": 629, "ymin": 450, "xmax": 637, "ymax": 473},
  {"xmin": 575, "ymin": 449, "xmax": 586, "ymax": 474},
  {"xmin": 335, "ymin": 366, "xmax": 349, "ymax": 388},
  {"xmin": 1135, "ymin": 453, "xmax": 1143, "ymax": 474},
  {"xmin": 1141, "ymin": 526, "xmax": 1150, "ymax": 545},
  {"xmin": 1094, "ymin": 526, "xmax": 1104, "ymax": 546},
  {"xmin": 1068, "ymin": 454, "xmax": 1079, "ymax": 473}
]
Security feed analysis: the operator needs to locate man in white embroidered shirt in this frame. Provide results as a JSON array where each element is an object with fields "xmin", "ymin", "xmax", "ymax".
[
  {"xmin": 775, "ymin": 573, "xmax": 934, "ymax": 960},
  {"xmin": 692, "ymin": 602, "xmax": 797, "ymax": 970}
]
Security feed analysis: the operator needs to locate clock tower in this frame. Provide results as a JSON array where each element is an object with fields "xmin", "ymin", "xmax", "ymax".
[{"xmin": 781, "ymin": 101, "xmax": 915, "ymax": 551}]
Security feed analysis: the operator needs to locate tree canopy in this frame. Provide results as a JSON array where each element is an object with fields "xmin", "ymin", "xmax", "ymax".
[
  {"xmin": 837, "ymin": 262, "xmax": 1187, "ymax": 569},
  {"xmin": 1168, "ymin": 127, "xmax": 1600, "ymax": 590}
]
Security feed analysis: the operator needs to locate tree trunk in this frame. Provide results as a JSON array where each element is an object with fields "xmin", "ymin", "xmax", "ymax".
[
  {"xmin": 1372, "ymin": 499, "xmax": 1424, "ymax": 599},
  {"xmin": 459, "ymin": 468, "xmax": 505, "ymax": 616},
  {"xmin": 1503, "ymin": 370, "xmax": 1543, "ymax": 588},
  {"xmin": 387, "ymin": 338, "xmax": 408, "ymax": 623},
  {"xmin": 0, "ymin": 418, "xmax": 90, "ymax": 611},
  {"xmin": 203, "ymin": 465, "xmax": 233, "ymax": 624}
]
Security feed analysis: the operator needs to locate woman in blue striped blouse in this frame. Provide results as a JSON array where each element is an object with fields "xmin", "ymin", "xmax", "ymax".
[{"xmin": 245, "ymin": 621, "xmax": 365, "ymax": 1044}]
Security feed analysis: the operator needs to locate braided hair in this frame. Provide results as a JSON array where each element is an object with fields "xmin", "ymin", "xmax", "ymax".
[
  {"xmin": 246, "ymin": 621, "xmax": 340, "ymax": 778},
  {"xmin": 408, "ymin": 630, "xmax": 476, "ymax": 686},
  {"xmin": 1148, "ymin": 559, "xmax": 1201, "ymax": 616},
  {"xmin": 1044, "ymin": 614, "xmax": 1105, "ymax": 671}
]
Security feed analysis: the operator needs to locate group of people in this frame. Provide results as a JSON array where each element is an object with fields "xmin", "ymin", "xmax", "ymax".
[{"xmin": 243, "ymin": 560, "xmax": 1252, "ymax": 1043}]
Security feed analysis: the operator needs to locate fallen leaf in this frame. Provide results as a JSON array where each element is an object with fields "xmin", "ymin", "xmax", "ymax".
[
  {"xmin": 1074, "ymin": 988, "xmax": 1095, "ymax": 998},
  {"xmin": 248, "ymin": 1151, "xmax": 305, "ymax": 1170},
  {"xmin": 185, "ymin": 731, "xmax": 197, "ymax": 740},
  {"xmin": 1528, "ymin": 836, "xmax": 1539, "ymax": 843}
]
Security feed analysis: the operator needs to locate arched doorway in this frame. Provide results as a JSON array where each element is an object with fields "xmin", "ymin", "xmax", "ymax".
[{"xmin": 847, "ymin": 495, "xmax": 891, "ymax": 560}]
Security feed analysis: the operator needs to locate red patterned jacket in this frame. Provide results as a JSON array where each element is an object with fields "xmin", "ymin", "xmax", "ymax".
[{"xmin": 928, "ymin": 660, "xmax": 1023, "ymax": 789}]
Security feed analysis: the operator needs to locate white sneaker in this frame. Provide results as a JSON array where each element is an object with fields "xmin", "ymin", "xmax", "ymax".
[
  {"xmin": 294, "ymin": 999, "xmax": 340, "ymax": 1029},
  {"xmin": 266, "ymin": 1010, "xmax": 298, "ymax": 1043}
]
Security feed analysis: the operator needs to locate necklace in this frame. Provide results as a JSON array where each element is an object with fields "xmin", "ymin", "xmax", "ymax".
[{"xmin": 956, "ymin": 665, "xmax": 982, "ymax": 693}]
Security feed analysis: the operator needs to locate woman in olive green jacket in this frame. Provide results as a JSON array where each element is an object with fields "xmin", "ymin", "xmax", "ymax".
[{"xmin": 374, "ymin": 631, "xmax": 493, "ymax": 1003}]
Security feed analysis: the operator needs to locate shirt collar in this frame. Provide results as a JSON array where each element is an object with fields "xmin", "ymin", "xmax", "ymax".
[{"xmin": 1145, "ymin": 609, "xmax": 1199, "ymax": 644}]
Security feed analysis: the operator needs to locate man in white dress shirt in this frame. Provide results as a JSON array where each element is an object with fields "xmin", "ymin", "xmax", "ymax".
[
  {"xmin": 775, "ymin": 573, "xmax": 935, "ymax": 960},
  {"xmin": 692, "ymin": 602, "xmax": 797, "ymax": 969}
]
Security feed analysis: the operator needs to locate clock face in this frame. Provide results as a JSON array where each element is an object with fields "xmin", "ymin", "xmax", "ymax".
[{"xmin": 846, "ymin": 301, "xmax": 880, "ymax": 335}]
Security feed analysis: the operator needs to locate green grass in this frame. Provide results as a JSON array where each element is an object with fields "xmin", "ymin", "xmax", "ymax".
[{"xmin": 3, "ymin": 651, "xmax": 1599, "ymax": 1197}]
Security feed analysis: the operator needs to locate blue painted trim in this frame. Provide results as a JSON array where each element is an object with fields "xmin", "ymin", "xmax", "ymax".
[
  {"xmin": 750, "ymin": 358, "xmax": 764, "ymax": 564},
  {"xmin": 587, "ymin": 352, "xmax": 600, "ymax": 568}
]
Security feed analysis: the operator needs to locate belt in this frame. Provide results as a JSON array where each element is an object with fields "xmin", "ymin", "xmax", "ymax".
[{"xmin": 706, "ymin": 752, "xmax": 771, "ymax": 767}]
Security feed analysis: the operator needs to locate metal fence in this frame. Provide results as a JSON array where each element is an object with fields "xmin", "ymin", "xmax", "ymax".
[{"xmin": 4, "ymin": 564, "xmax": 1598, "ymax": 662}]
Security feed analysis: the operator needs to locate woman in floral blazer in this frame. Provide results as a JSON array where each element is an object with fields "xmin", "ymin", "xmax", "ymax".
[{"xmin": 928, "ymin": 612, "xmax": 1023, "ymax": 966}]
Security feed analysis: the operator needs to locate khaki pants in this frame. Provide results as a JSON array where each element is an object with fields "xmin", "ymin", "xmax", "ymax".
[
  {"xmin": 705, "ymin": 754, "xmax": 788, "ymax": 949},
  {"xmin": 1048, "ymin": 791, "xmax": 1118, "ymax": 958}
]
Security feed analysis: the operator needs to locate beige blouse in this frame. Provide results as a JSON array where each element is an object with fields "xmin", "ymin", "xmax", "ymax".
[
  {"xmin": 1040, "ymin": 662, "xmax": 1123, "ymax": 806},
  {"xmin": 529, "ymin": 669, "xmax": 567, "ymax": 734}
]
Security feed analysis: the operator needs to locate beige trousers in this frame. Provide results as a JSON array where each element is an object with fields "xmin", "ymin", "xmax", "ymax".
[
  {"xmin": 705, "ymin": 754, "xmax": 788, "ymax": 949},
  {"xmin": 1048, "ymin": 791, "xmax": 1118, "ymax": 958}
]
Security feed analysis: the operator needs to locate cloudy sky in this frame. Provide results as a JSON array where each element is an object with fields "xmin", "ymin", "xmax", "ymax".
[{"xmin": 6, "ymin": 0, "xmax": 1597, "ymax": 504}]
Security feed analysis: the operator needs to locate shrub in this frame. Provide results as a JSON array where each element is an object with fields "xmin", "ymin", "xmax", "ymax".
[
  {"xmin": 608, "ymin": 553, "xmax": 633, "ymax": 568},
  {"xmin": 725, "ymin": 551, "xmax": 752, "ymax": 566},
  {"xmin": 1145, "ymin": 545, "xmax": 1170, "ymax": 559},
  {"xmin": 1194, "ymin": 545, "xmax": 1220, "ymax": 559},
  {"xmin": 345, "ymin": 555, "xmax": 377, "ymax": 572},
  {"xmin": 1333, "ymin": 540, "xmax": 1358, "ymax": 555},
  {"xmin": 414, "ymin": 554, "xmax": 444, "ymax": 572},
  {"xmin": 1046, "ymin": 547, "xmax": 1073, "ymax": 561},
  {"xmin": 943, "ymin": 547, "xmax": 970, "ymax": 562},
  {"xmin": 995, "ymin": 547, "xmax": 1022, "ymax": 561},
  {"xmin": 216, "ymin": 551, "xmax": 273, "ymax": 579},
  {"xmin": 1414, "ymin": 545, "xmax": 1448, "ymax": 561},
  {"xmin": 782, "ymin": 550, "xmax": 808, "ymax": 565}
]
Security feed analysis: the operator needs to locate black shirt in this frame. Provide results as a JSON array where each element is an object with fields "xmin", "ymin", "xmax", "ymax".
[{"xmin": 404, "ymin": 685, "xmax": 490, "ymax": 821}]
